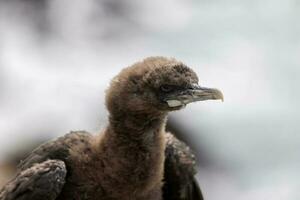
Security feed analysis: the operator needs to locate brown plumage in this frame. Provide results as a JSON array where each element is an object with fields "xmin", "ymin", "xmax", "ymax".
[{"xmin": 0, "ymin": 56, "xmax": 223, "ymax": 200}]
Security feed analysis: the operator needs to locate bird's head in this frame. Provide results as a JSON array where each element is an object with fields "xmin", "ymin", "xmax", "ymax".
[{"xmin": 106, "ymin": 57, "xmax": 223, "ymax": 117}]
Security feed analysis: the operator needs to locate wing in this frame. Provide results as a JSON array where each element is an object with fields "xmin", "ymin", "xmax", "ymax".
[
  {"xmin": 163, "ymin": 132, "xmax": 204, "ymax": 200},
  {"xmin": 0, "ymin": 160, "xmax": 66, "ymax": 200},
  {"xmin": 0, "ymin": 131, "xmax": 92, "ymax": 200},
  {"xmin": 18, "ymin": 130, "xmax": 91, "ymax": 171}
]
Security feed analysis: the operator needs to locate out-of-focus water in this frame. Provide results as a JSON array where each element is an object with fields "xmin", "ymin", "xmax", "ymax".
[{"xmin": 0, "ymin": 0, "xmax": 299, "ymax": 199}]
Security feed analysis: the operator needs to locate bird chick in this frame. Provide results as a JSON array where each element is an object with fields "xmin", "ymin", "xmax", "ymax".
[{"xmin": 0, "ymin": 56, "xmax": 223, "ymax": 200}]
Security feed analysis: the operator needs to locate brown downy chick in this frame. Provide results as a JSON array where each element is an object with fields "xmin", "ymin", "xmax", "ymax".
[{"xmin": 0, "ymin": 57, "xmax": 223, "ymax": 200}]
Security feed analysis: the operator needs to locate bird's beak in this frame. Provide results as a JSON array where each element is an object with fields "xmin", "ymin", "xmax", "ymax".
[{"xmin": 166, "ymin": 84, "xmax": 224, "ymax": 108}]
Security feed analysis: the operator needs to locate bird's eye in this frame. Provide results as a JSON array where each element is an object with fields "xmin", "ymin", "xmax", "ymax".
[{"xmin": 160, "ymin": 85, "xmax": 174, "ymax": 93}]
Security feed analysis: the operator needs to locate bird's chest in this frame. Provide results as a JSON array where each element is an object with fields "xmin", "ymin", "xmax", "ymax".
[
  {"xmin": 59, "ymin": 129, "xmax": 165, "ymax": 200},
  {"xmin": 60, "ymin": 151, "xmax": 163, "ymax": 200},
  {"xmin": 60, "ymin": 173, "xmax": 162, "ymax": 200}
]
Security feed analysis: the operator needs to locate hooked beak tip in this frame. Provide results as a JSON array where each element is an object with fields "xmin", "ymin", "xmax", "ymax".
[{"xmin": 213, "ymin": 89, "xmax": 224, "ymax": 102}]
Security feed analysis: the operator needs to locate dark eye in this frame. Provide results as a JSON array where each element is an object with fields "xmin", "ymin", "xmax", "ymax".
[{"xmin": 160, "ymin": 85, "xmax": 174, "ymax": 93}]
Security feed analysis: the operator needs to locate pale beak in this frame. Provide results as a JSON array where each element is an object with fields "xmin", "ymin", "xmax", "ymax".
[{"xmin": 166, "ymin": 84, "xmax": 224, "ymax": 107}]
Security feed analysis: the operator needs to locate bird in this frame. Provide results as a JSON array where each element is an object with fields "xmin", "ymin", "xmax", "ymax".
[{"xmin": 0, "ymin": 56, "xmax": 223, "ymax": 200}]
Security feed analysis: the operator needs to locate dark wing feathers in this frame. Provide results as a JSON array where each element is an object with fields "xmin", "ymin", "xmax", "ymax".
[
  {"xmin": 163, "ymin": 132, "xmax": 203, "ymax": 200},
  {"xmin": 19, "ymin": 131, "xmax": 90, "ymax": 171},
  {"xmin": 0, "ymin": 160, "xmax": 66, "ymax": 200},
  {"xmin": 0, "ymin": 131, "xmax": 90, "ymax": 200}
]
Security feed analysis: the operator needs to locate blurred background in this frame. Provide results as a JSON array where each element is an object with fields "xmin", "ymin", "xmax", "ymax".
[{"xmin": 0, "ymin": 0, "xmax": 299, "ymax": 199}]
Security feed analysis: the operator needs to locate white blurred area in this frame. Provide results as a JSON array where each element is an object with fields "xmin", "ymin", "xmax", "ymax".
[{"xmin": 0, "ymin": 0, "xmax": 300, "ymax": 199}]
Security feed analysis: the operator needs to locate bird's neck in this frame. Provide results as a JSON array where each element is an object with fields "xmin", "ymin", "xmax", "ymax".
[
  {"xmin": 105, "ymin": 112, "xmax": 168, "ymax": 150},
  {"xmin": 108, "ymin": 111, "xmax": 167, "ymax": 136},
  {"xmin": 96, "ymin": 112, "xmax": 167, "ymax": 192}
]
